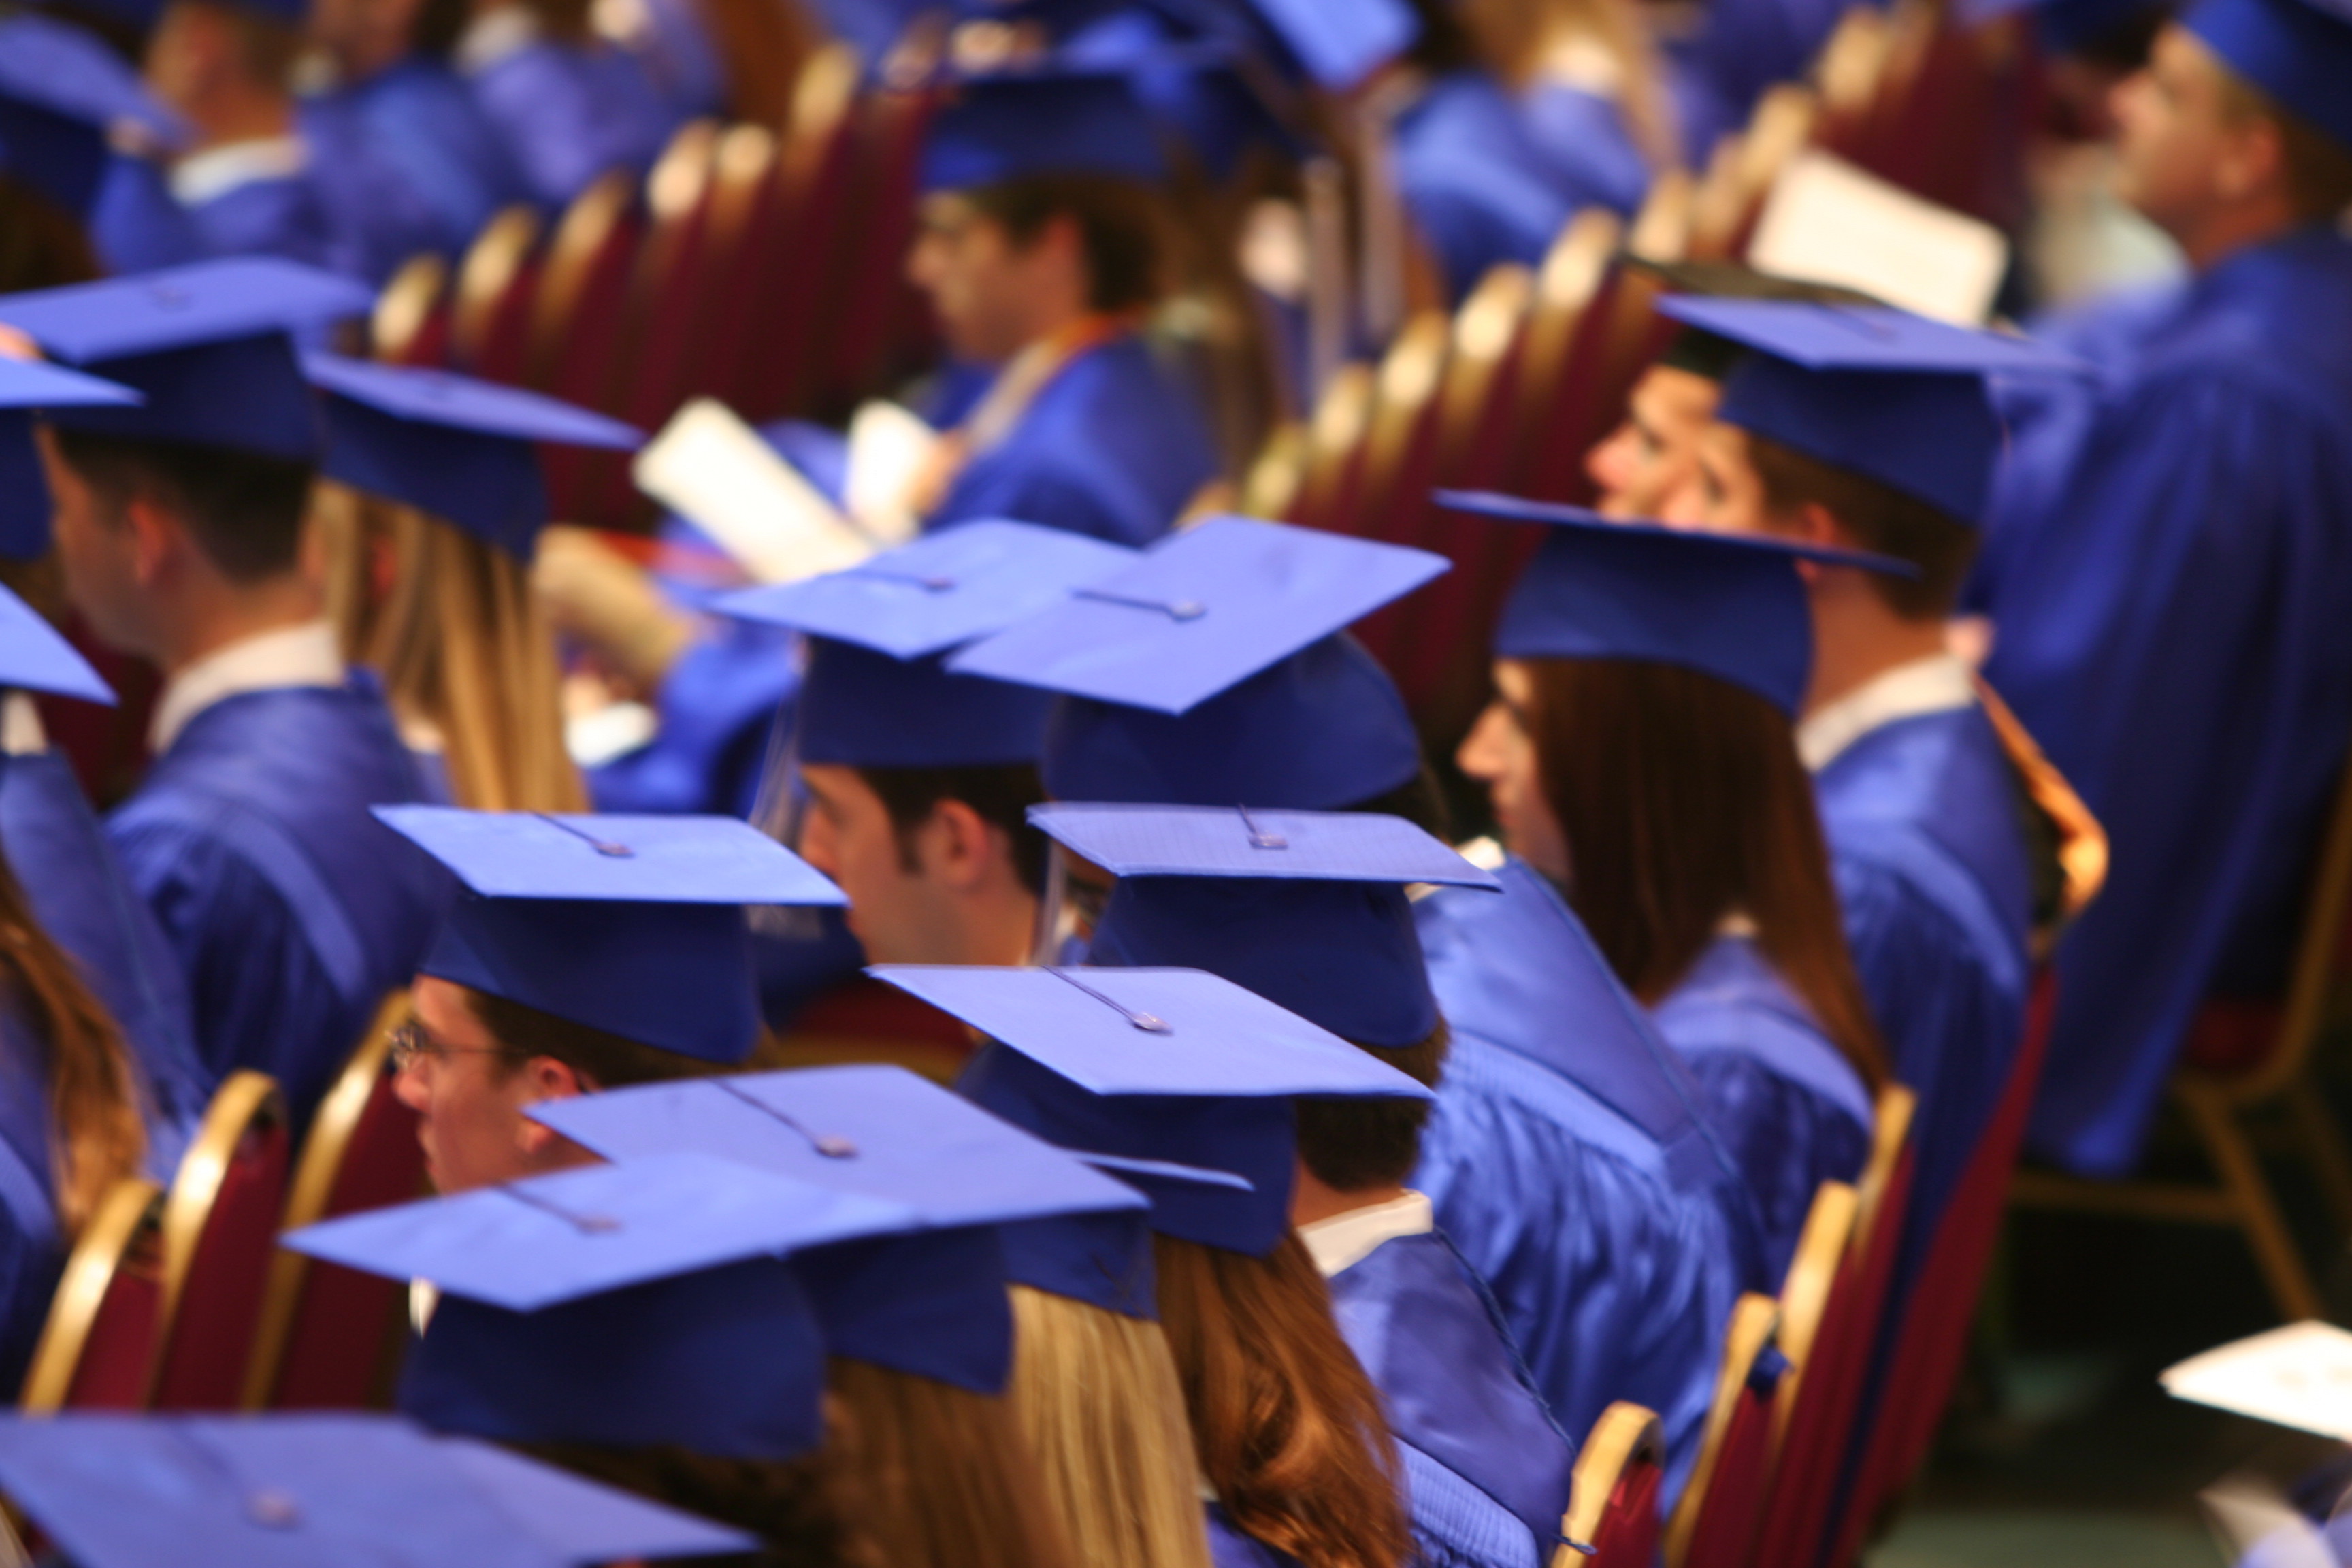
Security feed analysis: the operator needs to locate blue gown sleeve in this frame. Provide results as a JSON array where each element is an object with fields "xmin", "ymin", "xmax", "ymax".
[
  {"xmin": 470, "ymin": 44, "xmax": 679, "ymax": 210},
  {"xmin": 85, "ymin": 153, "xmax": 206, "ymax": 275},
  {"xmin": 930, "ymin": 456, "xmax": 1167, "ymax": 549},
  {"xmin": 586, "ymin": 624, "xmax": 797, "ymax": 819},
  {"xmin": 1679, "ymin": 1052, "xmax": 1870, "ymax": 1285}
]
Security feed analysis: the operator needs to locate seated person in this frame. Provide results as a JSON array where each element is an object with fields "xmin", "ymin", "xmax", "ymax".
[{"xmin": 456, "ymin": 0, "xmax": 684, "ymax": 210}]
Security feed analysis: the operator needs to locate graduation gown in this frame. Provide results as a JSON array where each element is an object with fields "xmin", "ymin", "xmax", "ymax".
[
  {"xmin": 86, "ymin": 153, "xmax": 205, "ymax": 276},
  {"xmin": 1411, "ymin": 854, "xmax": 1767, "ymax": 1503},
  {"xmin": 105, "ymin": 681, "xmax": 448, "ymax": 1126},
  {"xmin": 297, "ymin": 58, "xmax": 527, "ymax": 286},
  {"xmin": 0, "ymin": 751, "xmax": 211, "ymax": 1176},
  {"xmin": 1813, "ymin": 698, "xmax": 2033, "ymax": 1267},
  {"xmin": 627, "ymin": 0, "xmax": 727, "ymax": 120},
  {"xmin": 1972, "ymin": 226, "xmax": 2352, "ymax": 1176},
  {"xmin": 1663, "ymin": 0, "xmax": 1855, "ymax": 168},
  {"xmin": 1326, "ymin": 1227, "xmax": 1575, "ymax": 1568},
  {"xmin": 185, "ymin": 172, "xmax": 340, "ymax": 272},
  {"xmin": 0, "ymin": 1002, "xmax": 61, "ymax": 1397},
  {"xmin": 465, "ymin": 30, "xmax": 682, "ymax": 210},
  {"xmin": 1652, "ymin": 935, "xmax": 1873, "ymax": 1285}
]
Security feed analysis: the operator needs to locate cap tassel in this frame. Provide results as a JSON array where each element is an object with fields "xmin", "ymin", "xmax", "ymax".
[
  {"xmin": 715, "ymin": 1079, "xmax": 858, "ymax": 1158},
  {"xmin": 497, "ymin": 1181, "xmax": 622, "ymax": 1234},
  {"xmin": 1237, "ymin": 805, "xmax": 1288, "ymax": 850},
  {"xmin": 1070, "ymin": 587, "xmax": 1206, "ymax": 622},
  {"xmin": 846, "ymin": 565, "xmax": 957, "ymax": 593},
  {"xmin": 1049, "ymin": 967, "xmax": 1172, "ymax": 1034},
  {"xmin": 534, "ymin": 812, "xmax": 634, "ymax": 858},
  {"xmin": 177, "ymin": 1428, "xmax": 302, "ymax": 1531}
]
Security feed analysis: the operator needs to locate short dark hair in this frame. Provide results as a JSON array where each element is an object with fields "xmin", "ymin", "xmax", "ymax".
[
  {"xmin": 1746, "ymin": 435, "xmax": 1980, "ymax": 622},
  {"xmin": 858, "ymin": 762, "xmax": 1051, "ymax": 896},
  {"xmin": 965, "ymin": 175, "xmax": 1166, "ymax": 315},
  {"xmin": 1294, "ymin": 1021, "xmax": 1449, "ymax": 1192},
  {"xmin": 512, "ymin": 1441, "xmax": 858, "ymax": 1568},
  {"xmin": 49, "ymin": 429, "xmax": 314, "ymax": 584},
  {"xmin": 470, "ymin": 988, "xmax": 728, "ymax": 1090}
]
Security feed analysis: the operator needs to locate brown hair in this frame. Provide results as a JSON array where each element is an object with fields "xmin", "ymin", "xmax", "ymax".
[
  {"xmin": 467, "ymin": 988, "xmax": 730, "ymax": 1090},
  {"xmin": 1745, "ymin": 434, "xmax": 1980, "ymax": 623},
  {"xmin": 0, "ymin": 179, "xmax": 100, "ymax": 297},
  {"xmin": 314, "ymin": 485, "xmax": 587, "ymax": 812},
  {"xmin": 966, "ymin": 174, "xmax": 1169, "ymax": 314},
  {"xmin": 1517, "ymin": 657, "xmax": 1889, "ymax": 1092},
  {"xmin": 1153, "ymin": 1232, "xmax": 1411, "ymax": 1568},
  {"xmin": 1005, "ymin": 1285, "xmax": 1215, "ymax": 1568},
  {"xmin": 821, "ymin": 1356, "xmax": 1081, "ymax": 1568},
  {"xmin": 1294, "ymin": 1022, "xmax": 1448, "ymax": 1193},
  {"xmin": 0, "ymin": 853, "xmax": 147, "ymax": 1234},
  {"xmin": 2213, "ymin": 65, "xmax": 2352, "ymax": 223},
  {"xmin": 197, "ymin": 0, "xmax": 305, "ymax": 87},
  {"xmin": 860, "ymin": 762, "xmax": 1049, "ymax": 896},
  {"xmin": 512, "ymin": 1437, "xmax": 876, "ymax": 1567},
  {"xmin": 1451, "ymin": 0, "xmax": 1681, "ymax": 168},
  {"xmin": 49, "ymin": 429, "xmax": 314, "ymax": 585}
]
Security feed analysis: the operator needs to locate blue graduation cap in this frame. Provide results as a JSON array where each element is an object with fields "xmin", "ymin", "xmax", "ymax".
[
  {"xmin": 0, "ymin": 1412, "xmax": 757, "ymax": 1568},
  {"xmin": 0, "ymin": 14, "xmax": 184, "ymax": 218},
  {"xmin": 2185, "ymin": 0, "xmax": 2352, "ymax": 147},
  {"xmin": 950, "ymin": 516, "xmax": 1446, "ymax": 808},
  {"xmin": 1057, "ymin": 14, "xmax": 1313, "ymax": 178},
  {"xmin": 0, "ymin": 355, "xmax": 142, "ymax": 561},
  {"xmin": 1034, "ymin": 803, "xmax": 1496, "ymax": 1045},
  {"xmin": 301, "ymin": 353, "xmax": 642, "ymax": 559},
  {"xmin": 372, "ymin": 806, "xmax": 847, "ymax": 1065},
  {"xmin": 1218, "ymin": 0, "xmax": 1419, "ymax": 91},
  {"xmin": 1654, "ymin": 296, "xmax": 2083, "ymax": 527},
  {"xmin": 717, "ymin": 519, "xmax": 1137, "ymax": 768},
  {"xmin": 1436, "ymin": 491, "xmax": 1916, "ymax": 717},
  {"xmin": 0, "ymin": 581, "xmax": 114, "ymax": 705},
  {"xmin": 923, "ymin": 65, "xmax": 1171, "ymax": 189},
  {"xmin": 875, "ymin": 963, "xmax": 1430, "ymax": 1254},
  {"xmin": 0, "ymin": 259, "xmax": 372, "ymax": 461},
  {"xmin": 527, "ymin": 1064, "xmax": 1153, "ymax": 1386}
]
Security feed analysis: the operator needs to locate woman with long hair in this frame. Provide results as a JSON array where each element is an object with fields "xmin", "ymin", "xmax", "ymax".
[
  {"xmin": 304, "ymin": 353, "xmax": 640, "ymax": 812},
  {"xmin": 1448, "ymin": 497, "xmax": 1889, "ymax": 1282}
]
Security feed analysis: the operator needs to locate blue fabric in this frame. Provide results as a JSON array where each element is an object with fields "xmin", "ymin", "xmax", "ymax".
[
  {"xmin": 1814, "ymin": 703, "xmax": 2031, "ymax": 1279},
  {"xmin": 792, "ymin": 1228, "xmax": 1015, "ymax": 1393},
  {"xmin": 1206, "ymin": 1503, "xmax": 1301, "ymax": 1568},
  {"xmin": 86, "ymin": 154, "xmax": 204, "ymax": 275},
  {"xmin": 105, "ymin": 681, "xmax": 449, "ymax": 1128},
  {"xmin": 297, "ymin": 58, "xmax": 527, "ymax": 285},
  {"xmin": 466, "ymin": 37, "xmax": 681, "ymax": 210},
  {"xmin": 1392, "ymin": 1441, "xmax": 1547, "ymax": 1568},
  {"xmin": 586, "ymin": 623, "xmax": 797, "ymax": 819},
  {"xmin": 183, "ymin": 172, "xmax": 340, "ymax": 270},
  {"xmin": 1652, "ymin": 936, "xmax": 1874, "ymax": 1285},
  {"xmin": 1326, "ymin": 1229, "xmax": 1572, "ymax": 1561},
  {"xmin": 0, "ymin": 1002, "xmax": 61, "ymax": 1399},
  {"xmin": 627, "ymin": 0, "xmax": 727, "ymax": 119},
  {"xmin": 0, "ymin": 752, "xmax": 210, "ymax": 1176},
  {"xmin": 1665, "ymin": 0, "xmax": 1863, "ymax": 166},
  {"xmin": 1412, "ymin": 855, "xmax": 1765, "ymax": 1507},
  {"xmin": 2183, "ymin": 0, "xmax": 2352, "ymax": 150},
  {"xmin": 752, "ymin": 907, "xmax": 868, "ymax": 1030},
  {"xmin": 928, "ymin": 334, "xmax": 1218, "ymax": 549},
  {"xmin": 1972, "ymin": 227, "xmax": 2352, "ymax": 1175}
]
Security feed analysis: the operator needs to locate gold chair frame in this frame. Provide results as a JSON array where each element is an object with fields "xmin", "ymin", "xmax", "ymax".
[
  {"xmin": 1556, "ymin": 1401, "xmax": 1665, "ymax": 1565},
  {"xmin": 19, "ymin": 1176, "xmax": 163, "ymax": 1412},
  {"xmin": 1665, "ymin": 1293, "xmax": 1782, "ymax": 1567}
]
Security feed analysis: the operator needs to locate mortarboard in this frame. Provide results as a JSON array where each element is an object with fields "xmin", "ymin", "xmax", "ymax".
[
  {"xmin": 0, "ymin": 14, "xmax": 183, "ymax": 218},
  {"xmin": 0, "ymin": 258, "xmax": 372, "ymax": 461},
  {"xmin": 0, "ymin": 355, "xmax": 143, "ymax": 561},
  {"xmin": 287, "ymin": 1152, "xmax": 920, "ymax": 1457},
  {"xmin": 527, "ymin": 1064, "xmax": 1153, "ymax": 1386},
  {"xmin": 1034, "ymin": 802, "xmax": 1497, "ymax": 1045},
  {"xmin": 951, "ymin": 516, "xmax": 1446, "ymax": 808},
  {"xmin": 1217, "ymin": 0, "xmax": 1419, "ymax": 91},
  {"xmin": 1622, "ymin": 257, "xmax": 1885, "ymax": 381},
  {"xmin": 0, "ymin": 1412, "xmax": 756, "ymax": 1568},
  {"xmin": 875, "ymin": 963, "xmax": 1431, "ymax": 1254},
  {"xmin": 1654, "ymin": 295, "xmax": 2082, "ymax": 526},
  {"xmin": 1436, "ymin": 491, "xmax": 1914, "ymax": 717},
  {"xmin": 0, "ymin": 581, "xmax": 114, "ymax": 705},
  {"xmin": 923, "ymin": 66, "xmax": 1171, "ymax": 189},
  {"xmin": 717, "ymin": 519, "xmax": 1137, "ymax": 768},
  {"xmin": 372, "ymin": 806, "xmax": 847, "ymax": 1065},
  {"xmin": 2184, "ymin": 0, "xmax": 2352, "ymax": 148},
  {"xmin": 301, "ymin": 353, "xmax": 642, "ymax": 559}
]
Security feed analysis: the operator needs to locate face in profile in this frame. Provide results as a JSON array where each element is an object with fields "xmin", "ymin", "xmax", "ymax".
[
  {"xmin": 393, "ymin": 978, "xmax": 559, "ymax": 1194},
  {"xmin": 795, "ymin": 763, "xmax": 949, "ymax": 965},
  {"xmin": 906, "ymin": 193, "xmax": 1049, "ymax": 366},
  {"xmin": 2108, "ymin": 28, "xmax": 2245, "ymax": 238},
  {"xmin": 1456, "ymin": 660, "xmax": 1570, "ymax": 883},
  {"xmin": 1584, "ymin": 365, "xmax": 1725, "ymax": 519},
  {"xmin": 33, "ymin": 429, "xmax": 152, "ymax": 662},
  {"xmin": 1659, "ymin": 421, "xmax": 1775, "ymax": 538}
]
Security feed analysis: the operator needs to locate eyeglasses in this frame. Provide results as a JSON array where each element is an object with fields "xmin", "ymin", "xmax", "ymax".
[{"xmin": 387, "ymin": 1018, "xmax": 514, "ymax": 1074}]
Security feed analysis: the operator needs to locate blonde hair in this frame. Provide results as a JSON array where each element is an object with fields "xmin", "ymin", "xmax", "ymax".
[
  {"xmin": 822, "ymin": 1356, "xmax": 1081, "ymax": 1568},
  {"xmin": 1007, "ymin": 1285, "xmax": 1217, "ymax": 1568},
  {"xmin": 314, "ymin": 483, "xmax": 587, "ymax": 812},
  {"xmin": 1459, "ymin": 0, "xmax": 1682, "ymax": 171}
]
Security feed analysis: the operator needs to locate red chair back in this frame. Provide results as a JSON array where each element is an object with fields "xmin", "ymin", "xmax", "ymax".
[
  {"xmin": 1669, "ymin": 1293, "xmax": 1785, "ymax": 1568},
  {"xmin": 1559, "ymin": 1402, "xmax": 1665, "ymax": 1568},
  {"xmin": 148, "ymin": 1073, "xmax": 291, "ymax": 1410},
  {"xmin": 19, "ymin": 1178, "xmax": 164, "ymax": 1410}
]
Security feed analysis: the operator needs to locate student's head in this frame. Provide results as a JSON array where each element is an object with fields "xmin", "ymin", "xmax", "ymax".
[
  {"xmin": 395, "ymin": 977, "xmax": 723, "ymax": 1194},
  {"xmin": 2111, "ymin": 5, "xmax": 2352, "ymax": 259},
  {"xmin": 1293, "ymin": 1022, "xmax": 1448, "ymax": 1198},
  {"xmin": 146, "ymin": 0, "xmax": 303, "ymax": 128},
  {"xmin": 1585, "ymin": 357, "xmax": 1731, "ymax": 519},
  {"xmin": 308, "ymin": 0, "xmax": 445, "ymax": 77},
  {"xmin": 909, "ymin": 175, "xmax": 1165, "ymax": 363},
  {"xmin": 37, "ymin": 427, "xmax": 315, "ymax": 664}
]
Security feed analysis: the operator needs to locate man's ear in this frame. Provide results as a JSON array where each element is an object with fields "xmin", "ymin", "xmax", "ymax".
[
  {"xmin": 2213, "ymin": 113, "xmax": 2287, "ymax": 205},
  {"xmin": 923, "ymin": 798, "xmax": 1004, "ymax": 892},
  {"xmin": 120, "ymin": 493, "xmax": 185, "ymax": 589},
  {"xmin": 512, "ymin": 1056, "xmax": 592, "ymax": 1153}
]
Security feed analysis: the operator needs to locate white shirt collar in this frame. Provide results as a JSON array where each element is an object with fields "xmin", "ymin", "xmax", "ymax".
[
  {"xmin": 1297, "ymin": 1190, "xmax": 1434, "ymax": 1278},
  {"xmin": 1, "ymin": 693, "xmax": 46, "ymax": 756},
  {"xmin": 1797, "ymin": 653, "xmax": 1975, "ymax": 772},
  {"xmin": 150, "ymin": 621, "xmax": 343, "ymax": 754},
  {"xmin": 457, "ymin": 7, "xmax": 542, "ymax": 72},
  {"xmin": 169, "ymin": 137, "xmax": 308, "ymax": 206}
]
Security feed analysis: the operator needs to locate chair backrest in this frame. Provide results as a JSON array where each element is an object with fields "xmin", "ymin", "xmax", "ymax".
[
  {"xmin": 372, "ymin": 255, "xmax": 450, "ymax": 367},
  {"xmin": 242, "ymin": 996, "xmax": 424, "ymax": 1409},
  {"xmin": 18, "ymin": 1177, "xmax": 163, "ymax": 1410},
  {"xmin": 809, "ymin": 84, "xmax": 938, "ymax": 416},
  {"xmin": 1972, "ymin": 676, "xmax": 2108, "ymax": 960},
  {"xmin": 1280, "ymin": 361, "xmax": 1377, "ymax": 533},
  {"xmin": 1558, "ymin": 1402, "xmax": 1665, "ymax": 1568},
  {"xmin": 146, "ymin": 1072, "xmax": 291, "ymax": 1410},
  {"xmin": 1689, "ymin": 86, "xmax": 1819, "ymax": 261},
  {"xmin": 446, "ymin": 204, "xmax": 544, "ymax": 381},
  {"xmin": 1667, "ymin": 1292, "xmax": 1784, "ymax": 1568},
  {"xmin": 728, "ymin": 44, "xmax": 862, "ymax": 419}
]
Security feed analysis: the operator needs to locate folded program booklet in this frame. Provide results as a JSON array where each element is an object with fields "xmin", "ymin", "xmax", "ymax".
[{"xmin": 2161, "ymin": 1320, "xmax": 2352, "ymax": 1440}]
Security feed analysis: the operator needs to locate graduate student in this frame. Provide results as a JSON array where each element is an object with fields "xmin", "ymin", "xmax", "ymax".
[
  {"xmin": 880, "ymin": 962, "xmax": 1426, "ymax": 1568},
  {"xmin": 298, "ymin": 0, "xmax": 527, "ymax": 284},
  {"xmin": 953, "ymin": 514, "xmax": 1764, "ymax": 1496},
  {"xmin": 456, "ymin": 0, "xmax": 685, "ymax": 210},
  {"xmin": 1965, "ymin": 0, "xmax": 2352, "ymax": 1177},
  {"xmin": 3, "ymin": 258, "xmax": 451, "ymax": 1128},
  {"xmin": 1028, "ymin": 801, "xmax": 1582, "ymax": 1568},
  {"xmin": 141, "ymin": 0, "xmax": 340, "ymax": 270},
  {"xmin": 302, "ymin": 352, "xmax": 641, "ymax": 811},
  {"xmin": 1441, "ymin": 497, "xmax": 1891, "ymax": 1284},
  {"xmin": 1648, "ymin": 297, "xmax": 2080, "ymax": 1257}
]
